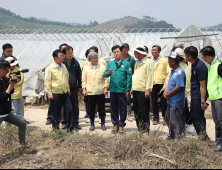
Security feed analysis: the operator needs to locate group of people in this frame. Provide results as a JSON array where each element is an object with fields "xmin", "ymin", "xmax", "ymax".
[{"xmin": 0, "ymin": 41, "xmax": 222, "ymax": 153}]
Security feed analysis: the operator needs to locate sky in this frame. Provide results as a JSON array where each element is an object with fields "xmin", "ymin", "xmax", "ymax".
[{"xmin": 0, "ymin": 0, "xmax": 221, "ymax": 28}]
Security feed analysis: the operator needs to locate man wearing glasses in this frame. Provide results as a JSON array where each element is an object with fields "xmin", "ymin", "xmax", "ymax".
[{"xmin": 0, "ymin": 44, "xmax": 19, "ymax": 67}]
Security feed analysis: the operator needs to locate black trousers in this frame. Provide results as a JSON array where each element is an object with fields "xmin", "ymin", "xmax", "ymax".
[
  {"xmin": 133, "ymin": 91, "xmax": 150, "ymax": 132},
  {"xmin": 47, "ymin": 102, "xmax": 67, "ymax": 125},
  {"xmin": 50, "ymin": 93, "xmax": 72, "ymax": 130},
  {"xmin": 151, "ymin": 84, "xmax": 167, "ymax": 121},
  {"xmin": 185, "ymin": 98, "xmax": 192, "ymax": 125},
  {"xmin": 88, "ymin": 94, "xmax": 106, "ymax": 117},
  {"xmin": 47, "ymin": 102, "xmax": 51, "ymax": 120},
  {"xmin": 69, "ymin": 89, "xmax": 79, "ymax": 126},
  {"xmin": 190, "ymin": 99, "xmax": 207, "ymax": 136}
]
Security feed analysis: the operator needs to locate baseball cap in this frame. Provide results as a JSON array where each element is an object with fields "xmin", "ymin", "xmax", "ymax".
[
  {"xmin": 166, "ymin": 52, "xmax": 181, "ymax": 59},
  {"xmin": 121, "ymin": 43, "xmax": 129, "ymax": 48}
]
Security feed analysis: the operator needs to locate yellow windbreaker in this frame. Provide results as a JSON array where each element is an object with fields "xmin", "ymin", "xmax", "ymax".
[
  {"xmin": 44, "ymin": 62, "xmax": 70, "ymax": 96},
  {"xmin": 132, "ymin": 57, "xmax": 154, "ymax": 92},
  {"xmin": 82, "ymin": 63, "xmax": 109, "ymax": 95},
  {"xmin": 153, "ymin": 56, "xmax": 170, "ymax": 85},
  {"xmin": 7, "ymin": 66, "xmax": 24, "ymax": 99}
]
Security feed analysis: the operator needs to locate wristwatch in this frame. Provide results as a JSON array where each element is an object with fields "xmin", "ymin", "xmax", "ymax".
[{"xmin": 201, "ymin": 102, "xmax": 206, "ymax": 105}]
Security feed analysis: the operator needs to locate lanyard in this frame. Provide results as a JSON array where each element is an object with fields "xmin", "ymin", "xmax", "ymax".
[{"xmin": 1, "ymin": 79, "xmax": 6, "ymax": 91}]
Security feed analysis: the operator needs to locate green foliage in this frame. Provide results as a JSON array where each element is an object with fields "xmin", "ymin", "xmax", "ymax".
[
  {"xmin": 51, "ymin": 128, "xmax": 64, "ymax": 140},
  {"xmin": 126, "ymin": 20, "xmax": 174, "ymax": 29},
  {"xmin": 89, "ymin": 21, "xmax": 99, "ymax": 27},
  {"xmin": 0, "ymin": 7, "xmax": 97, "ymax": 29}
]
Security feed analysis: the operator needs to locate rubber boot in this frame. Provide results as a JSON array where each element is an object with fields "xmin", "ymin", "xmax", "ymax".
[
  {"xmin": 89, "ymin": 115, "xmax": 95, "ymax": 131},
  {"xmin": 214, "ymin": 127, "xmax": 221, "ymax": 146},
  {"xmin": 95, "ymin": 113, "xmax": 98, "ymax": 118},
  {"xmin": 214, "ymin": 131, "xmax": 222, "ymax": 152},
  {"xmin": 101, "ymin": 116, "xmax": 106, "ymax": 131}
]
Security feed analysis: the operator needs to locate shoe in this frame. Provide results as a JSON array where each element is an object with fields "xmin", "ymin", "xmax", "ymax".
[
  {"xmin": 214, "ymin": 127, "xmax": 221, "ymax": 146},
  {"xmin": 23, "ymin": 118, "xmax": 30, "ymax": 124},
  {"xmin": 165, "ymin": 136, "xmax": 174, "ymax": 141},
  {"xmin": 61, "ymin": 124, "xmax": 67, "ymax": 130},
  {"xmin": 214, "ymin": 131, "xmax": 222, "ymax": 151},
  {"xmin": 46, "ymin": 119, "xmax": 52, "ymax": 125},
  {"xmin": 153, "ymin": 121, "xmax": 160, "ymax": 125},
  {"xmin": 187, "ymin": 125, "xmax": 195, "ymax": 135},
  {"xmin": 86, "ymin": 118, "xmax": 90, "ymax": 123},
  {"xmin": 214, "ymin": 142, "xmax": 222, "ymax": 152},
  {"xmin": 101, "ymin": 116, "xmax": 106, "ymax": 131},
  {"xmin": 84, "ymin": 114, "xmax": 89, "ymax": 118},
  {"xmin": 18, "ymin": 145, "xmax": 29, "ymax": 155},
  {"xmin": 73, "ymin": 125, "xmax": 82, "ymax": 130},
  {"xmin": 95, "ymin": 113, "xmax": 98, "ymax": 118},
  {"xmin": 89, "ymin": 116, "xmax": 95, "ymax": 131},
  {"xmin": 118, "ymin": 127, "xmax": 124, "ymax": 134},
  {"xmin": 99, "ymin": 119, "xmax": 101, "ymax": 124},
  {"xmin": 111, "ymin": 126, "xmax": 119, "ymax": 134}
]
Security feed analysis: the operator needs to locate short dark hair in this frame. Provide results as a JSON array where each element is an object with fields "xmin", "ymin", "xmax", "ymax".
[
  {"xmin": 144, "ymin": 46, "xmax": 149, "ymax": 52},
  {"xmin": 0, "ymin": 60, "xmax": 10, "ymax": 69},
  {"xmin": 184, "ymin": 46, "xmax": 198, "ymax": 59},
  {"xmin": 171, "ymin": 47, "xmax": 178, "ymax": 52},
  {"xmin": 152, "ymin": 45, "xmax": 161, "ymax": 52},
  {"xmin": 112, "ymin": 45, "xmax": 122, "ymax": 52},
  {"xmin": 2, "ymin": 43, "xmax": 13, "ymax": 51},
  {"xmin": 62, "ymin": 46, "xmax": 73, "ymax": 55},
  {"xmin": 59, "ymin": 43, "xmax": 68, "ymax": 51},
  {"xmin": 169, "ymin": 57, "xmax": 180, "ymax": 65},
  {"xmin": 85, "ymin": 49, "xmax": 90, "ymax": 58},
  {"xmin": 200, "ymin": 46, "xmax": 215, "ymax": 57},
  {"xmin": 90, "ymin": 46, "xmax": 98, "ymax": 53},
  {"xmin": 53, "ymin": 49, "xmax": 63, "ymax": 58}
]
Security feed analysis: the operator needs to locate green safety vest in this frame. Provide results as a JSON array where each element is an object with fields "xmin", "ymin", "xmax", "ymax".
[{"xmin": 207, "ymin": 59, "xmax": 222, "ymax": 100}]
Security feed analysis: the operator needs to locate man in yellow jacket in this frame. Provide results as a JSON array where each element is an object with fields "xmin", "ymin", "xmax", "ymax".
[
  {"xmin": 130, "ymin": 45, "xmax": 154, "ymax": 134},
  {"xmin": 47, "ymin": 43, "xmax": 68, "ymax": 127},
  {"xmin": 44, "ymin": 49, "xmax": 73, "ymax": 132},
  {"xmin": 151, "ymin": 45, "xmax": 169, "ymax": 125}
]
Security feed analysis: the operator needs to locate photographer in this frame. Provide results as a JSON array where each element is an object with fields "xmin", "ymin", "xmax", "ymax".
[
  {"xmin": 0, "ymin": 60, "xmax": 26, "ymax": 154},
  {"xmin": 4, "ymin": 57, "xmax": 24, "ymax": 127}
]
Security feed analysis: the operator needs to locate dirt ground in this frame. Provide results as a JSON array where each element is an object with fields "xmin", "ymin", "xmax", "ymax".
[{"xmin": 0, "ymin": 103, "xmax": 220, "ymax": 169}]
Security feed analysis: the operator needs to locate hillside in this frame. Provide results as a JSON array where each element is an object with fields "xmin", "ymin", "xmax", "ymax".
[
  {"xmin": 0, "ymin": 12, "xmax": 76, "ymax": 29},
  {"xmin": 210, "ymin": 23, "xmax": 222, "ymax": 28},
  {"xmin": 94, "ymin": 16, "xmax": 174, "ymax": 29},
  {"xmin": 94, "ymin": 17, "xmax": 146, "ymax": 29}
]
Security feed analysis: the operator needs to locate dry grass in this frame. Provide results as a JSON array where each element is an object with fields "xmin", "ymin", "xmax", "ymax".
[{"xmin": 0, "ymin": 126, "xmax": 222, "ymax": 169}]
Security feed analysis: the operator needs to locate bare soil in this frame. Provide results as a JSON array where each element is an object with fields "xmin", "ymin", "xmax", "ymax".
[{"xmin": 0, "ymin": 127, "xmax": 222, "ymax": 169}]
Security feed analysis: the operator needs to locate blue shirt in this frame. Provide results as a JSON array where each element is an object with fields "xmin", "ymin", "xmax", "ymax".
[
  {"xmin": 167, "ymin": 67, "xmax": 186, "ymax": 109},
  {"xmin": 55, "ymin": 63, "xmax": 61, "ymax": 71},
  {"xmin": 191, "ymin": 58, "xmax": 208, "ymax": 100}
]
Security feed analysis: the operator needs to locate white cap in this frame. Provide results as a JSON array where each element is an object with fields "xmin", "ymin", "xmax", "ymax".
[
  {"xmin": 132, "ymin": 45, "xmax": 148, "ymax": 56},
  {"xmin": 5, "ymin": 57, "xmax": 18, "ymax": 66}
]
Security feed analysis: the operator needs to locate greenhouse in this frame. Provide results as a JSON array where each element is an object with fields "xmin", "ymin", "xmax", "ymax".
[{"xmin": 0, "ymin": 25, "xmax": 221, "ymax": 98}]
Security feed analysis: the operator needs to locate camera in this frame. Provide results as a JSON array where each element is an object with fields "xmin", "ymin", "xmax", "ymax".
[{"xmin": 9, "ymin": 69, "xmax": 29, "ymax": 82}]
